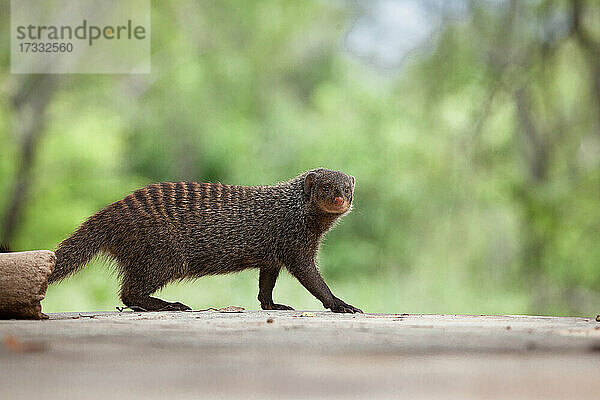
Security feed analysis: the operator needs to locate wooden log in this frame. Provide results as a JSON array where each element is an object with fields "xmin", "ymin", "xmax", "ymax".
[{"xmin": 0, "ymin": 250, "xmax": 55, "ymax": 319}]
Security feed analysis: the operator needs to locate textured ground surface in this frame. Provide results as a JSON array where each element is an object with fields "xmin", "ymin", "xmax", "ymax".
[{"xmin": 2, "ymin": 310, "xmax": 600, "ymax": 399}]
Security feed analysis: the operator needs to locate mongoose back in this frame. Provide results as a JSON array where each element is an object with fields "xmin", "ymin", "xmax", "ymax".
[{"xmin": 50, "ymin": 168, "xmax": 362, "ymax": 313}]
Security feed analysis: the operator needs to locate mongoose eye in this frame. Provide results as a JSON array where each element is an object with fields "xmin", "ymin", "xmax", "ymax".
[
  {"xmin": 322, "ymin": 186, "xmax": 329, "ymax": 192},
  {"xmin": 344, "ymin": 187, "xmax": 350, "ymax": 193}
]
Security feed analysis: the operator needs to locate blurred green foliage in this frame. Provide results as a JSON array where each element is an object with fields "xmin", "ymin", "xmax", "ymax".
[{"xmin": 1, "ymin": 1, "xmax": 599, "ymax": 315}]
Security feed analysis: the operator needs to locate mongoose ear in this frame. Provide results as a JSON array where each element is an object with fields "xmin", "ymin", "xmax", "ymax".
[
  {"xmin": 304, "ymin": 172, "xmax": 316, "ymax": 196},
  {"xmin": 350, "ymin": 175, "xmax": 356, "ymax": 188}
]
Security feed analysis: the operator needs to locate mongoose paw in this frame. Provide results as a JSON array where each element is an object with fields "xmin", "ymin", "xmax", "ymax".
[
  {"xmin": 329, "ymin": 299, "xmax": 363, "ymax": 314},
  {"xmin": 124, "ymin": 297, "xmax": 192, "ymax": 312},
  {"xmin": 261, "ymin": 302, "xmax": 294, "ymax": 311},
  {"xmin": 160, "ymin": 302, "xmax": 192, "ymax": 312}
]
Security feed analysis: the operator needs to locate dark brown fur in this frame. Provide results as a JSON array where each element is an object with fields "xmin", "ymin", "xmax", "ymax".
[{"xmin": 50, "ymin": 168, "xmax": 362, "ymax": 313}]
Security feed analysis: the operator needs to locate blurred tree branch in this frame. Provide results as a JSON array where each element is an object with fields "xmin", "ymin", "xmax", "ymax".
[
  {"xmin": 0, "ymin": 75, "xmax": 58, "ymax": 251},
  {"xmin": 514, "ymin": 87, "xmax": 549, "ymax": 183},
  {"xmin": 571, "ymin": 0, "xmax": 600, "ymax": 123},
  {"xmin": 469, "ymin": 0, "xmax": 517, "ymax": 150}
]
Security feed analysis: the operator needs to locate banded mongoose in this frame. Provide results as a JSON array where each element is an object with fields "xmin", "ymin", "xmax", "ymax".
[{"xmin": 49, "ymin": 168, "xmax": 363, "ymax": 313}]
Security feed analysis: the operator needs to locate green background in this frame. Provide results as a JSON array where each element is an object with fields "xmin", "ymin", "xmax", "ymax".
[{"xmin": 1, "ymin": 1, "xmax": 599, "ymax": 316}]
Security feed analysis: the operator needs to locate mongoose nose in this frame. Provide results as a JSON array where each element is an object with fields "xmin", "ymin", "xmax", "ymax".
[{"xmin": 333, "ymin": 197, "xmax": 344, "ymax": 206}]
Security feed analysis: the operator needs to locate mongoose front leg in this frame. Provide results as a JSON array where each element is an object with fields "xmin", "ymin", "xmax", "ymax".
[
  {"xmin": 258, "ymin": 267, "xmax": 294, "ymax": 310},
  {"xmin": 288, "ymin": 261, "xmax": 362, "ymax": 314}
]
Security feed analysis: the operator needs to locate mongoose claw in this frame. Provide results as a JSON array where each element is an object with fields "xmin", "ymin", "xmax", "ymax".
[
  {"xmin": 261, "ymin": 302, "xmax": 294, "ymax": 311},
  {"xmin": 329, "ymin": 299, "xmax": 363, "ymax": 314}
]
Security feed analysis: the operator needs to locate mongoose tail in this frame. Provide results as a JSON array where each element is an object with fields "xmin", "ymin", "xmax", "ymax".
[{"xmin": 49, "ymin": 210, "xmax": 108, "ymax": 283}]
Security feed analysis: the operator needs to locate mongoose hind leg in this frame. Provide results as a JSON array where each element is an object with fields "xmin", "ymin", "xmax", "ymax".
[
  {"xmin": 120, "ymin": 269, "xmax": 191, "ymax": 312},
  {"xmin": 124, "ymin": 296, "xmax": 191, "ymax": 312}
]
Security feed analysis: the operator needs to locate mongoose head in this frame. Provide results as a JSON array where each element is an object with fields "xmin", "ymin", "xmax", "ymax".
[{"xmin": 304, "ymin": 169, "xmax": 355, "ymax": 214}]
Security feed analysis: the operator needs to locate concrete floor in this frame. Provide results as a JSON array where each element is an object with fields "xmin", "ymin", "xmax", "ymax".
[{"xmin": 1, "ymin": 310, "xmax": 600, "ymax": 399}]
